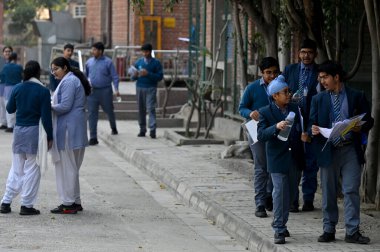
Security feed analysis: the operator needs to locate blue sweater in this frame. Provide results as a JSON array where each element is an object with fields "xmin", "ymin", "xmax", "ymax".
[
  {"xmin": 132, "ymin": 57, "xmax": 163, "ymax": 88},
  {"xmin": 6, "ymin": 81, "xmax": 53, "ymax": 140},
  {"xmin": 1, "ymin": 62, "xmax": 23, "ymax": 86},
  {"xmin": 238, "ymin": 78, "xmax": 271, "ymax": 120}
]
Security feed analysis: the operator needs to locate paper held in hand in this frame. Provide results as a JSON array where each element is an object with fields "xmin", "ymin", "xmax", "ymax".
[
  {"xmin": 127, "ymin": 66, "xmax": 138, "ymax": 76},
  {"xmin": 242, "ymin": 119, "xmax": 258, "ymax": 142},
  {"xmin": 318, "ymin": 113, "xmax": 366, "ymax": 149}
]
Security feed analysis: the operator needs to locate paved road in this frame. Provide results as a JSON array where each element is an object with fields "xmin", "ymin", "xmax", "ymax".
[
  {"xmin": 97, "ymin": 120, "xmax": 380, "ymax": 252},
  {"xmin": 0, "ymin": 130, "xmax": 246, "ymax": 252}
]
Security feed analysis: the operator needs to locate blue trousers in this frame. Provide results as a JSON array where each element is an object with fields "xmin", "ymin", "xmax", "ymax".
[
  {"xmin": 271, "ymin": 159, "xmax": 299, "ymax": 234},
  {"xmin": 271, "ymin": 172, "xmax": 289, "ymax": 234},
  {"xmin": 247, "ymin": 134, "xmax": 273, "ymax": 208},
  {"xmin": 320, "ymin": 144, "xmax": 362, "ymax": 235},
  {"xmin": 136, "ymin": 87, "xmax": 157, "ymax": 133},
  {"xmin": 87, "ymin": 86, "xmax": 116, "ymax": 139}
]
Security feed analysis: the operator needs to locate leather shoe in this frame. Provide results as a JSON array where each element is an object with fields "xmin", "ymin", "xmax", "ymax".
[
  {"xmin": 88, "ymin": 138, "xmax": 99, "ymax": 145},
  {"xmin": 302, "ymin": 201, "xmax": 315, "ymax": 211},
  {"xmin": 150, "ymin": 131, "xmax": 156, "ymax": 139},
  {"xmin": 274, "ymin": 232, "xmax": 285, "ymax": 244},
  {"xmin": 284, "ymin": 229, "xmax": 290, "ymax": 237},
  {"xmin": 5, "ymin": 127, "xmax": 13, "ymax": 133},
  {"xmin": 0, "ymin": 125, "xmax": 7, "ymax": 129},
  {"xmin": 0, "ymin": 203, "xmax": 11, "ymax": 213},
  {"xmin": 255, "ymin": 206, "xmax": 268, "ymax": 218},
  {"xmin": 137, "ymin": 132, "xmax": 146, "ymax": 137},
  {"xmin": 111, "ymin": 128, "xmax": 118, "ymax": 135},
  {"xmin": 345, "ymin": 231, "xmax": 370, "ymax": 244},
  {"xmin": 20, "ymin": 206, "xmax": 40, "ymax": 215},
  {"xmin": 318, "ymin": 232, "xmax": 335, "ymax": 242}
]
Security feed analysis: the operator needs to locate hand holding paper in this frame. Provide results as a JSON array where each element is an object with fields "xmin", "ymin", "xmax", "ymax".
[
  {"xmin": 317, "ymin": 113, "xmax": 366, "ymax": 140},
  {"xmin": 127, "ymin": 66, "xmax": 138, "ymax": 76}
]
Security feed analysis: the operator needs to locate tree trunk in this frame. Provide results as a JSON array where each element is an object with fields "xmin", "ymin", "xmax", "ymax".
[
  {"xmin": 262, "ymin": 29, "xmax": 278, "ymax": 57},
  {"xmin": 231, "ymin": 1, "xmax": 248, "ymax": 88},
  {"xmin": 205, "ymin": 100, "xmax": 223, "ymax": 139},
  {"xmin": 195, "ymin": 95, "xmax": 202, "ymax": 138},
  {"xmin": 241, "ymin": 0, "xmax": 278, "ymax": 57},
  {"xmin": 363, "ymin": 0, "xmax": 380, "ymax": 208}
]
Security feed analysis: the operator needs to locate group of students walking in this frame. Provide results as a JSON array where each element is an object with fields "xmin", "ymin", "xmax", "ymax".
[{"xmin": 239, "ymin": 39, "xmax": 374, "ymax": 245}]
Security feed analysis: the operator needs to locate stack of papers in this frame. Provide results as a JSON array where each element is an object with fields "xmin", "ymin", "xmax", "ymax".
[{"xmin": 318, "ymin": 113, "xmax": 366, "ymax": 150}]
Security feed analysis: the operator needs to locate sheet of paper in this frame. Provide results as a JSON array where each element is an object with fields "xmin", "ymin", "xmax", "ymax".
[
  {"xmin": 127, "ymin": 65, "xmax": 138, "ymax": 76},
  {"xmin": 318, "ymin": 127, "xmax": 333, "ymax": 139},
  {"xmin": 243, "ymin": 119, "xmax": 258, "ymax": 143}
]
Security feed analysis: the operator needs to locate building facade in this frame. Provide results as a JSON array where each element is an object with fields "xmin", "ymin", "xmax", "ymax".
[{"xmin": 84, "ymin": 0, "xmax": 191, "ymax": 50}]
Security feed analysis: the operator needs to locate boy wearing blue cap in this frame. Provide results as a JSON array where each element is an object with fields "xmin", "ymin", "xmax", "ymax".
[{"xmin": 257, "ymin": 75, "xmax": 305, "ymax": 244}]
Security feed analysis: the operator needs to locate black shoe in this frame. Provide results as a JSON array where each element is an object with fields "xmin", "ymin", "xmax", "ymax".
[
  {"xmin": 0, "ymin": 125, "xmax": 7, "ymax": 129},
  {"xmin": 111, "ymin": 128, "xmax": 118, "ymax": 135},
  {"xmin": 318, "ymin": 232, "xmax": 335, "ymax": 242},
  {"xmin": 137, "ymin": 132, "xmax": 146, "ymax": 137},
  {"xmin": 265, "ymin": 196, "xmax": 273, "ymax": 211},
  {"xmin": 150, "ymin": 131, "xmax": 156, "ymax": 139},
  {"xmin": 73, "ymin": 203, "xmax": 83, "ymax": 211},
  {"xmin": 50, "ymin": 204, "xmax": 78, "ymax": 214},
  {"xmin": 5, "ymin": 127, "xmax": 13, "ymax": 133},
  {"xmin": 274, "ymin": 232, "xmax": 285, "ymax": 244},
  {"xmin": 88, "ymin": 138, "xmax": 99, "ymax": 145},
  {"xmin": 20, "ymin": 206, "xmax": 40, "ymax": 215},
  {"xmin": 255, "ymin": 206, "xmax": 268, "ymax": 218},
  {"xmin": 289, "ymin": 205, "xmax": 299, "ymax": 213},
  {"xmin": 284, "ymin": 229, "xmax": 290, "ymax": 237},
  {"xmin": 345, "ymin": 231, "xmax": 370, "ymax": 244},
  {"xmin": 302, "ymin": 201, "xmax": 315, "ymax": 211},
  {"xmin": 0, "ymin": 203, "xmax": 11, "ymax": 213}
]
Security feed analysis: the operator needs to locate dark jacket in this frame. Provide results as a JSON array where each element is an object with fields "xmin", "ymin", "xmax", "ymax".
[
  {"xmin": 258, "ymin": 103, "xmax": 305, "ymax": 174},
  {"xmin": 282, "ymin": 63, "xmax": 319, "ymax": 128},
  {"xmin": 308, "ymin": 86, "xmax": 374, "ymax": 167}
]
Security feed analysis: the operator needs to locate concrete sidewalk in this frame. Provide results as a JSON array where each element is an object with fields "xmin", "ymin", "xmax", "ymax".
[{"xmin": 97, "ymin": 120, "xmax": 380, "ymax": 252}]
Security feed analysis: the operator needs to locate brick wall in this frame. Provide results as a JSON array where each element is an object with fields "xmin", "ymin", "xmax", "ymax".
[
  {"xmin": 85, "ymin": 0, "xmax": 190, "ymax": 49},
  {"xmin": 129, "ymin": 0, "xmax": 190, "ymax": 49},
  {"xmin": 84, "ymin": 0, "xmax": 102, "ymax": 43},
  {"xmin": 0, "ymin": 2, "xmax": 3, "ymax": 44},
  {"xmin": 112, "ymin": 1, "xmax": 128, "ymax": 46},
  {"xmin": 206, "ymin": 1, "xmax": 213, "ymax": 50}
]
